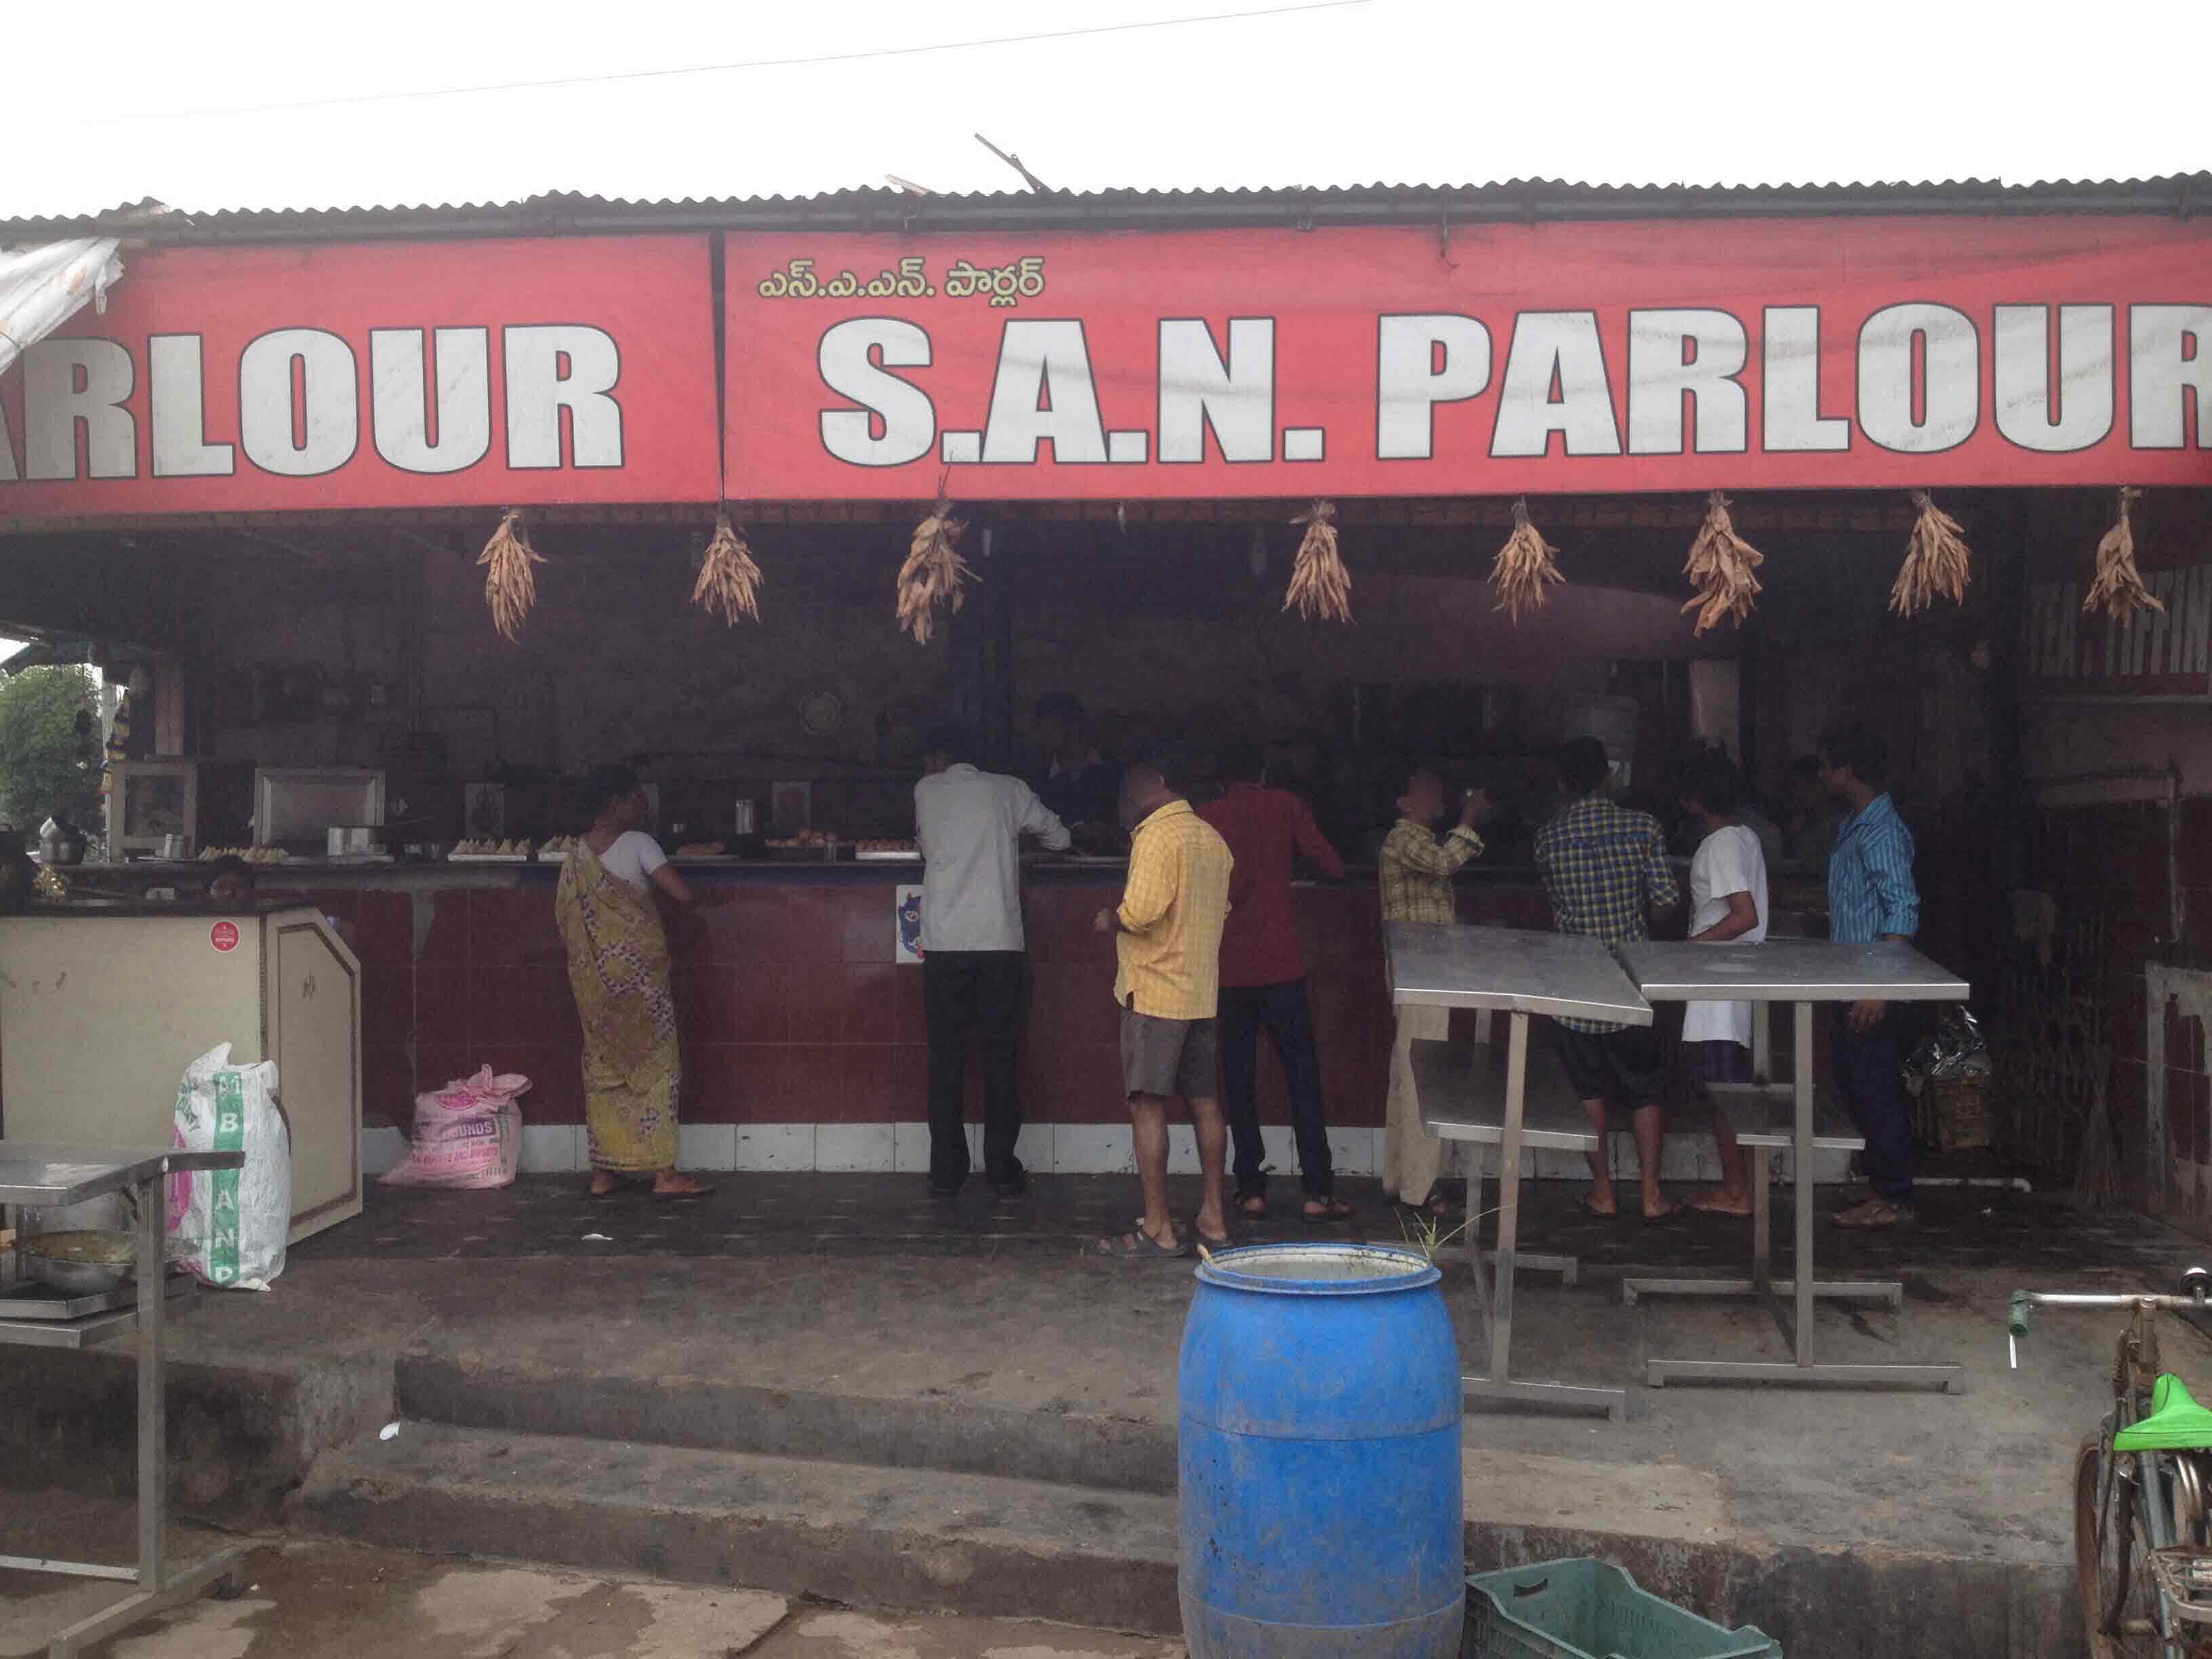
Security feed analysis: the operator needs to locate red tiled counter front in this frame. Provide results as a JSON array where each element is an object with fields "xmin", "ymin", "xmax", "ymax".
[{"xmin": 269, "ymin": 864, "xmax": 1554, "ymax": 1174}]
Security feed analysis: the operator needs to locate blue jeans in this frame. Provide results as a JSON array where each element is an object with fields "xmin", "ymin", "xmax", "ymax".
[
  {"xmin": 1218, "ymin": 979, "xmax": 1333, "ymax": 1200},
  {"xmin": 1832, "ymin": 1010, "xmax": 1912, "ymax": 1204}
]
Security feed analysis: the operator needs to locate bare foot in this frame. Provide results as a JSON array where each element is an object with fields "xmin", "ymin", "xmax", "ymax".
[
  {"xmin": 653, "ymin": 1171, "xmax": 712, "ymax": 1197},
  {"xmin": 1642, "ymin": 1191, "xmax": 1681, "ymax": 1221},
  {"xmin": 1578, "ymin": 1192, "xmax": 1617, "ymax": 1218},
  {"xmin": 588, "ymin": 1172, "xmax": 622, "ymax": 1197},
  {"xmin": 1192, "ymin": 1213, "xmax": 1229, "ymax": 1248},
  {"xmin": 1690, "ymin": 1191, "xmax": 1755, "ymax": 1216}
]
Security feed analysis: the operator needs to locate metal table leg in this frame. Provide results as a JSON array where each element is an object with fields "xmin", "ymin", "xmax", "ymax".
[
  {"xmin": 1623, "ymin": 1002, "xmax": 1900, "ymax": 1311},
  {"xmin": 41, "ymin": 1171, "xmax": 244, "ymax": 1659},
  {"xmin": 1645, "ymin": 1002, "xmax": 1962, "ymax": 1393},
  {"xmin": 1461, "ymin": 1012, "xmax": 1625, "ymax": 1422}
]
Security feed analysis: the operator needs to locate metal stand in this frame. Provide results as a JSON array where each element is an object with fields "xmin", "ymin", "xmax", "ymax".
[
  {"xmin": 0, "ymin": 1146, "xmax": 248, "ymax": 1658},
  {"xmin": 1641, "ymin": 1003, "xmax": 1963, "ymax": 1394},
  {"xmin": 1459, "ymin": 1013, "xmax": 1627, "ymax": 1423},
  {"xmin": 1624, "ymin": 1005, "xmax": 1902, "ymax": 1312}
]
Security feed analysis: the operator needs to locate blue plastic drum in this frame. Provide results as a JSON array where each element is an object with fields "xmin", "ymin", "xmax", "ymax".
[{"xmin": 1179, "ymin": 1242, "xmax": 1464, "ymax": 1658}]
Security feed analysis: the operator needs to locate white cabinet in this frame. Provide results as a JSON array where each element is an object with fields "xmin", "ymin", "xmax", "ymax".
[{"xmin": 0, "ymin": 905, "xmax": 362, "ymax": 1242}]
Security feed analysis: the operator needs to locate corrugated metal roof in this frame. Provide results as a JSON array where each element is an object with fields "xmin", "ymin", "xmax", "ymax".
[{"xmin": 5, "ymin": 174, "xmax": 2208, "ymax": 243}]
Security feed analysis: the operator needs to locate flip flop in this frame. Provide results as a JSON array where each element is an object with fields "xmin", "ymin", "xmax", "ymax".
[
  {"xmin": 1235, "ymin": 1192, "xmax": 1270, "ymax": 1219},
  {"xmin": 1303, "ymin": 1197, "xmax": 1355, "ymax": 1223},
  {"xmin": 1093, "ymin": 1229, "xmax": 1191, "ymax": 1260},
  {"xmin": 1576, "ymin": 1194, "xmax": 1618, "ymax": 1219},
  {"xmin": 1187, "ymin": 1218, "xmax": 1232, "ymax": 1250}
]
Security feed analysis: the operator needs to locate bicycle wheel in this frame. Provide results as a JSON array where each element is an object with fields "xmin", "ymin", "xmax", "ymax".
[{"xmin": 2078, "ymin": 1435, "xmax": 2174, "ymax": 1658}]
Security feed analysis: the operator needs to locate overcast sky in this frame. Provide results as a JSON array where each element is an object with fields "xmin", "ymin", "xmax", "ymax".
[{"xmin": 7, "ymin": 0, "xmax": 2206, "ymax": 221}]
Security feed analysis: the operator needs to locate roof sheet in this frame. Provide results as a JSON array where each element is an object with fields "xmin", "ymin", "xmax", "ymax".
[{"xmin": 5, "ymin": 174, "xmax": 2207, "ymax": 243}]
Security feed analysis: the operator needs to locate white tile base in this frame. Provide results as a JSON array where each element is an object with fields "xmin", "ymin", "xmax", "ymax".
[
  {"xmin": 817, "ymin": 1124, "xmax": 895, "ymax": 1172},
  {"xmin": 735, "ymin": 1124, "xmax": 815, "ymax": 1172},
  {"xmin": 678, "ymin": 1124, "xmax": 738, "ymax": 1172},
  {"xmin": 487, "ymin": 1121, "xmax": 1849, "ymax": 1182},
  {"xmin": 518, "ymin": 1125, "xmax": 581, "ymax": 1174},
  {"xmin": 362, "ymin": 1126, "xmax": 409, "ymax": 1177},
  {"xmin": 892, "ymin": 1122, "xmax": 935, "ymax": 1174}
]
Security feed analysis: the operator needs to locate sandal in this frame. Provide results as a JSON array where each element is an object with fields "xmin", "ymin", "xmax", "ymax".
[
  {"xmin": 1093, "ymin": 1228, "xmax": 1191, "ymax": 1260},
  {"xmin": 1833, "ymin": 1197, "xmax": 1914, "ymax": 1229},
  {"xmin": 1576, "ymin": 1193, "xmax": 1618, "ymax": 1219},
  {"xmin": 1235, "ymin": 1191, "xmax": 1270, "ymax": 1219},
  {"xmin": 1303, "ymin": 1197, "xmax": 1355, "ymax": 1222}
]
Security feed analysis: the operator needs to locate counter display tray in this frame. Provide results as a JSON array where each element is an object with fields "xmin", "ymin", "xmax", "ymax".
[
  {"xmin": 853, "ymin": 848, "xmax": 921, "ymax": 862},
  {"xmin": 445, "ymin": 853, "xmax": 538, "ymax": 864},
  {"xmin": 765, "ymin": 844, "xmax": 848, "ymax": 862}
]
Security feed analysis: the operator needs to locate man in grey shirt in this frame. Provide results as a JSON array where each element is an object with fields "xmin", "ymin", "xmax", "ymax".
[{"xmin": 914, "ymin": 724, "xmax": 1071, "ymax": 1199}]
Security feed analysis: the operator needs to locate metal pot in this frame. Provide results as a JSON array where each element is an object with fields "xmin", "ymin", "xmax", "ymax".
[
  {"xmin": 20, "ymin": 1229, "xmax": 140, "ymax": 1294},
  {"xmin": 733, "ymin": 799, "xmax": 758, "ymax": 836}
]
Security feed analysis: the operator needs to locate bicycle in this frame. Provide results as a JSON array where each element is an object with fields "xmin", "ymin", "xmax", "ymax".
[{"xmin": 2011, "ymin": 1269, "xmax": 2212, "ymax": 1658}]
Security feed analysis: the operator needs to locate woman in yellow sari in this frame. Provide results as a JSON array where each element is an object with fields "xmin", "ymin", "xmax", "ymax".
[{"xmin": 556, "ymin": 767, "xmax": 710, "ymax": 1197}]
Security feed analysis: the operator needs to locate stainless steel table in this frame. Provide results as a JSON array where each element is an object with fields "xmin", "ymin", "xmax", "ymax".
[
  {"xmin": 1614, "ymin": 941, "xmax": 1968, "ymax": 1395},
  {"xmin": 1389, "ymin": 922, "xmax": 1651, "ymax": 1422},
  {"xmin": 0, "ymin": 1142, "xmax": 247, "ymax": 1658}
]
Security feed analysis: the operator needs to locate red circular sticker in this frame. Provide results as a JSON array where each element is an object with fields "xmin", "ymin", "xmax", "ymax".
[{"xmin": 209, "ymin": 921, "xmax": 241, "ymax": 954}]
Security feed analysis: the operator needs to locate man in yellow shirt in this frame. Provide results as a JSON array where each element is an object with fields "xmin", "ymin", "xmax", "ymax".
[{"xmin": 1091, "ymin": 758, "xmax": 1235, "ymax": 1259}]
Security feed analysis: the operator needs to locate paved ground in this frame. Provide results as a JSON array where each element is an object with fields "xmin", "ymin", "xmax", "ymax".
[
  {"xmin": 66, "ymin": 1174, "xmax": 2207, "ymax": 1563},
  {"xmin": 299, "ymin": 1165, "xmax": 2154, "ymax": 1274},
  {"xmin": 0, "ymin": 1529, "xmax": 1175, "ymax": 1659},
  {"xmin": 4, "ymin": 1172, "xmax": 2203, "ymax": 1658}
]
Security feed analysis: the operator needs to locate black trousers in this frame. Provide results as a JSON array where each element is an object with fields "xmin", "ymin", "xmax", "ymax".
[
  {"xmin": 1218, "ymin": 979, "xmax": 1333, "ymax": 1200},
  {"xmin": 924, "ymin": 951, "xmax": 1024, "ymax": 1187}
]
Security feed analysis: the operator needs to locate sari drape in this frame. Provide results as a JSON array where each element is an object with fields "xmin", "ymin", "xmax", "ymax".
[{"xmin": 556, "ymin": 842, "xmax": 680, "ymax": 1172}]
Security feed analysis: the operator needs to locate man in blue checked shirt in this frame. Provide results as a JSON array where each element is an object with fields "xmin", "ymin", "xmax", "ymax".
[
  {"xmin": 1535, "ymin": 737, "xmax": 1683, "ymax": 1221},
  {"xmin": 1816, "ymin": 720, "xmax": 1922, "ymax": 1229}
]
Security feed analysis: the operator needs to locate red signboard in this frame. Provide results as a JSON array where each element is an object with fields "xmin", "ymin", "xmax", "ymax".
[
  {"xmin": 723, "ymin": 219, "xmax": 2212, "ymax": 501},
  {"xmin": 208, "ymin": 921, "xmax": 240, "ymax": 954},
  {"xmin": 0, "ymin": 237, "xmax": 720, "ymax": 519}
]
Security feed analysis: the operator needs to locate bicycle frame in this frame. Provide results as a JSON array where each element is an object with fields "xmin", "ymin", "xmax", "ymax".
[{"xmin": 2013, "ymin": 1287, "xmax": 2212, "ymax": 1657}]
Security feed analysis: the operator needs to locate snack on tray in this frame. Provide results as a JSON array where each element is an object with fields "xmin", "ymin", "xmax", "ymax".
[
  {"xmin": 198, "ymin": 846, "xmax": 289, "ymax": 864},
  {"xmin": 674, "ymin": 842, "xmax": 727, "ymax": 858}
]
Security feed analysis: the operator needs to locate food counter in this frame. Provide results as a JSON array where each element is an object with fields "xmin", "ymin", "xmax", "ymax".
[
  {"xmin": 27, "ymin": 857, "xmax": 1795, "ymax": 1180},
  {"xmin": 23, "ymin": 859, "xmax": 1555, "ymax": 1178}
]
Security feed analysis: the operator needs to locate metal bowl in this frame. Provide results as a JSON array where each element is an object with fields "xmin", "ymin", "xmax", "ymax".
[{"xmin": 18, "ymin": 1229, "xmax": 179, "ymax": 1294}]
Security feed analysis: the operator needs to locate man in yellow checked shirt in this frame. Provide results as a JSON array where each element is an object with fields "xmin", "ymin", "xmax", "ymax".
[{"xmin": 1091, "ymin": 755, "xmax": 1234, "ymax": 1261}]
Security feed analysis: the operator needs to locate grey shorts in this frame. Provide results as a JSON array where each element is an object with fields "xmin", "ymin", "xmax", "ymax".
[{"xmin": 1120, "ymin": 1006, "xmax": 1220, "ymax": 1100}]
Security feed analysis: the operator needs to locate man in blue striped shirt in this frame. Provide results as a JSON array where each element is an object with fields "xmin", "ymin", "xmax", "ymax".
[{"xmin": 1817, "ymin": 721, "xmax": 1921, "ymax": 1228}]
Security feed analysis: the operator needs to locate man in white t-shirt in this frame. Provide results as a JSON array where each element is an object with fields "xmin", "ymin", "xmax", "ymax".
[
  {"xmin": 1678, "ymin": 754, "xmax": 1769, "ymax": 1217},
  {"xmin": 914, "ymin": 723, "xmax": 1071, "ymax": 1201}
]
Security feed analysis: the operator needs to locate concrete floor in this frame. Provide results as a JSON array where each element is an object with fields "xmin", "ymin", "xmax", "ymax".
[
  {"xmin": 0, "ymin": 1533, "xmax": 1176, "ymax": 1659},
  {"xmin": 3, "ymin": 1173, "xmax": 2200, "ymax": 1656},
  {"xmin": 211, "ymin": 1174, "xmax": 2202, "ymax": 1565}
]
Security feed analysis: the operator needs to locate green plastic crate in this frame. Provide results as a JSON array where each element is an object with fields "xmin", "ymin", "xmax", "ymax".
[{"xmin": 1465, "ymin": 1558, "xmax": 1780, "ymax": 1659}]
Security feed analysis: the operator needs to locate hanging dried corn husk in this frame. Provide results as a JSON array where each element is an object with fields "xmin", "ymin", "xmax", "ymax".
[
  {"xmin": 478, "ymin": 509, "xmax": 542, "ymax": 642},
  {"xmin": 1490, "ymin": 497, "xmax": 1564, "ymax": 621},
  {"xmin": 692, "ymin": 510, "xmax": 764, "ymax": 625},
  {"xmin": 896, "ymin": 496, "xmax": 975, "ymax": 644},
  {"xmin": 1890, "ymin": 491, "xmax": 1973, "ymax": 616},
  {"xmin": 1282, "ymin": 499, "xmax": 1351, "ymax": 623},
  {"xmin": 2083, "ymin": 486, "xmax": 2163, "ymax": 624},
  {"xmin": 1680, "ymin": 491, "xmax": 1764, "ymax": 634}
]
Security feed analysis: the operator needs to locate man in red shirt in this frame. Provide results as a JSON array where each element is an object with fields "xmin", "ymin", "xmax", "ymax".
[{"xmin": 1197, "ymin": 746, "xmax": 1353, "ymax": 1221}]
